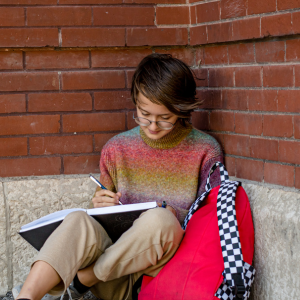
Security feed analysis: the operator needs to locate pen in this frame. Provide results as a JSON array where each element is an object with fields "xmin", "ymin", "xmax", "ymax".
[{"xmin": 89, "ymin": 175, "xmax": 123, "ymax": 205}]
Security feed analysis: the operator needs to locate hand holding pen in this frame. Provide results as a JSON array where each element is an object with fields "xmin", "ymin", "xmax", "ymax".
[{"xmin": 89, "ymin": 175, "xmax": 123, "ymax": 208}]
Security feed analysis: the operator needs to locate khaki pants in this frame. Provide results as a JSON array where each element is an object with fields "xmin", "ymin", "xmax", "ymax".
[{"xmin": 34, "ymin": 207, "xmax": 184, "ymax": 300}]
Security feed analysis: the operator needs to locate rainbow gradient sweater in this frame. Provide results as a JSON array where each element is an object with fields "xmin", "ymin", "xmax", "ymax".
[{"xmin": 99, "ymin": 122, "xmax": 223, "ymax": 224}]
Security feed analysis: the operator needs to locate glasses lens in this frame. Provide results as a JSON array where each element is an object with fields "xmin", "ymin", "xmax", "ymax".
[
  {"xmin": 157, "ymin": 121, "xmax": 174, "ymax": 130},
  {"xmin": 134, "ymin": 117, "xmax": 151, "ymax": 127}
]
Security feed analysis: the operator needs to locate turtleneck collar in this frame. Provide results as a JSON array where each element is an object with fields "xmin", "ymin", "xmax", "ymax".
[{"xmin": 139, "ymin": 121, "xmax": 193, "ymax": 149}]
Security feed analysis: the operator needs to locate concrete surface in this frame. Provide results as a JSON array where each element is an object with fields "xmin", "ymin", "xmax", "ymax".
[{"xmin": 0, "ymin": 174, "xmax": 299, "ymax": 299}]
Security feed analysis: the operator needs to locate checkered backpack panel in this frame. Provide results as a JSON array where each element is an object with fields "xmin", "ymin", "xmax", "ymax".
[{"xmin": 182, "ymin": 162, "xmax": 255, "ymax": 300}]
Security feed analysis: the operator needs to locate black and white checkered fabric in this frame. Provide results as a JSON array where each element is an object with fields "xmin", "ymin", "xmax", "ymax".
[
  {"xmin": 215, "ymin": 262, "xmax": 256, "ymax": 300},
  {"xmin": 182, "ymin": 162, "xmax": 227, "ymax": 230},
  {"xmin": 182, "ymin": 162, "xmax": 255, "ymax": 300}
]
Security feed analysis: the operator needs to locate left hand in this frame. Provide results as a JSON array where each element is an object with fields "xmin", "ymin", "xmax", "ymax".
[{"xmin": 157, "ymin": 203, "xmax": 176, "ymax": 217}]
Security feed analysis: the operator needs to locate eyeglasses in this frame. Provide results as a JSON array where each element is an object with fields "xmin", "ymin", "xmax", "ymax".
[{"xmin": 133, "ymin": 114, "xmax": 175, "ymax": 130}]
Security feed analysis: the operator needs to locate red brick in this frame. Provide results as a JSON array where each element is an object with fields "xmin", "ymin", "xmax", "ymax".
[
  {"xmin": 295, "ymin": 65, "xmax": 300, "ymax": 86},
  {"xmin": 224, "ymin": 156, "xmax": 236, "ymax": 176},
  {"xmin": 295, "ymin": 167, "xmax": 300, "ymax": 189},
  {"xmin": 191, "ymin": 5, "xmax": 197, "ymax": 24},
  {"xmin": 261, "ymin": 13, "xmax": 292, "ymax": 37},
  {"xmin": 204, "ymin": 45, "xmax": 228, "ymax": 65},
  {"xmin": 95, "ymin": 6, "xmax": 154, "ymax": 26},
  {"xmin": 0, "ymin": 0, "xmax": 56, "ymax": 4},
  {"xmin": 0, "ymin": 157, "xmax": 61, "ymax": 177},
  {"xmin": 279, "ymin": 140, "xmax": 300, "ymax": 165},
  {"xmin": 190, "ymin": 25, "xmax": 207, "ymax": 45},
  {"xmin": 263, "ymin": 65, "xmax": 293, "ymax": 87},
  {"xmin": 256, "ymin": 41, "xmax": 285, "ymax": 63},
  {"xmin": 210, "ymin": 111, "xmax": 234, "ymax": 132},
  {"xmin": 195, "ymin": 48, "xmax": 204, "ymax": 65},
  {"xmin": 248, "ymin": 90, "xmax": 278, "ymax": 112},
  {"xmin": 278, "ymin": 0, "xmax": 300, "ymax": 10},
  {"xmin": 207, "ymin": 22, "xmax": 233, "ymax": 44},
  {"xmin": 126, "ymin": 70, "xmax": 135, "ymax": 89},
  {"xmin": 263, "ymin": 115, "xmax": 293, "ymax": 138},
  {"xmin": 64, "ymin": 155, "xmax": 100, "ymax": 174},
  {"xmin": 228, "ymin": 43, "xmax": 254, "ymax": 64},
  {"xmin": 277, "ymin": 90, "xmax": 300, "ymax": 113},
  {"xmin": 127, "ymin": 28, "xmax": 188, "ymax": 46},
  {"xmin": 27, "ymin": 7, "xmax": 91, "ymax": 26},
  {"xmin": 28, "ymin": 93, "xmax": 92, "ymax": 112},
  {"xmin": 223, "ymin": 134, "xmax": 250, "ymax": 157},
  {"xmin": 0, "ymin": 94, "xmax": 26, "ymax": 113},
  {"xmin": 191, "ymin": 111, "xmax": 209, "ymax": 131},
  {"xmin": 0, "ymin": 29, "xmax": 58, "ymax": 47},
  {"xmin": 62, "ymin": 71, "xmax": 125, "ymax": 91},
  {"xmin": 248, "ymin": 0, "xmax": 276, "ymax": 14},
  {"xmin": 235, "ymin": 113, "xmax": 262, "ymax": 135},
  {"xmin": 196, "ymin": 2, "xmax": 220, "ymax": 23},
  {"xmin": 0, "ymin": 8, "xmax": 24, "ymax": 26},
  {"xmin": 95, "ymin": 133, "xmax": 119, "ymax": 152},
  {"xmin": 0, "ymin": 72, "xmax": 59, "ymax": 92},
  {"xmin": 250, "ymin": 137, "xmax": 278, "ymax": 161},
  {"xmin": 61, "ymin": 28, "xmax": 125, "ymax": 47},
  {"xmin": 264, "ymin": 162, "xmax": 294, "ymax": 187},
  {"xmin": 220, "ymin": 0, "xmax": 247, "ymax": 19},
  {"xmin": 193, "ymin": 69, "xmax": 209, "ymax": 87},
  {"xmin": 156, "ymin": 6, "xmax": 189, "ymax": 25},
  {"xmin": 30, "ymin": 135, "xmax": 93, "ymax": 155},
  {"xmin": 154, "ymin": 48, "xmax": 195, "ymax": 66},
  {"xmin": 221, "ymin": 90, "xmax": 248, "ymax": 110},
  {"xmin": 286, "ymin": 39, "xmax": 300, "ymax": 61},
  {"xmin": 196, "ymin": 89, "xmax": 221, "ymax": 109},
  {"xmin": 232, "ymin": 17, "xmax": 261, "ymax": 41},
  {"xmin": 124, "ymin": 0, "xmax": 185, "ymax": 2},
  {"xmin": 0, "ymin": 138, "xmax": 27, "ymax": 157},
  {"xmin": 295, "ymin": 116, "xmax": 300, "ymax": 139},
  {"xmin": 92, "ymin": 49, "xmax": 152, "ymax": 68},
  {"xmin": 209, "ymin": 68, "xmax": 234, "ymax": 87},
  {"xmin": 0, "ymin": 115, "xmax": 60, "ymax": 136},
  {"xmin": 292, "ymin": 11, "xmax": 300, "ymax": 34},
  {"xmin": 94, "ymin": 91, "xmax": 134, "ymax": 111},
  {"xmin": 236, "ymin": 158, "xmax": 264, "ymax": 182},
  {"xmin": 127, "ymin": 111, "xmax": 137, "ymax": 130},
  {"xmin": 235, "ymin": 66, "xmax": 262, "ymax": 87},
  {"xmin": 60, "ymin": 0, "xmax": 122, "ymax": 3},
  {"xmin": 26, "ymin": 51, "xmax": 89, "ymax": 70},
  {"xmin": 63, "ymin": 112, "xmax": 126, "ymax": 133},
  {"xmin": 0, "ymin": 52, "xmax": 23, "ymax": 70}
]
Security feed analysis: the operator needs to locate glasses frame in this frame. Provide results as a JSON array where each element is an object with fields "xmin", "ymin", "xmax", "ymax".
[{"xmin": 133, "ymin": 114, "xmax": 175, "ymax": 130}]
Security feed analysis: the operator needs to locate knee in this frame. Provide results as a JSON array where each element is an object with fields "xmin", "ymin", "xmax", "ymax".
[
  {"xmin": 143, "ymin": 208, "xmax": 180, "ymax": 233},
  {"xmin": 63, "ymin": 210, "xmax": 89, "ymax": 225}
]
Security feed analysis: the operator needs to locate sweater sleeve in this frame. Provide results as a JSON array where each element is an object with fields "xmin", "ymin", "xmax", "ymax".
[
  {"xmin": 99, "ymin": 145, "xmax": 118, "ymax": 193},
  {"xmin": 197, "ymin": 154, "xmax": 224, "ymax": 197}
]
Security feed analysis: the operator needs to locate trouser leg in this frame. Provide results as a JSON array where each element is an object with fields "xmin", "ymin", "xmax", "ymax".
[
  {"xmin": 93, "ymin": 207, "xmax": 184, "ymax": 284},
  {"xmin": 33, "ymin": 211, "xmax": 113, "ymax": 296}
]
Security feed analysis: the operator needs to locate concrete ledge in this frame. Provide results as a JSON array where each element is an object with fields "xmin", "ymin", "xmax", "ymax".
[{"xmin": 0, "ymin": 175, "xmax": 299, "ymax": 298}]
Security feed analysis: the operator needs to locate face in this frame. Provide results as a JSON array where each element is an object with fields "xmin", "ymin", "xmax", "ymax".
[{"xmin": 136, "ymin": 93, "xmax": 178, "ymax": 140}]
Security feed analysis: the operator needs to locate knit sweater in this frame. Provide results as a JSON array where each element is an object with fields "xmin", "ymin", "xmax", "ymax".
[{"xmin": 99, "ymin": 122, "xmax": 223, "ymax": 224}]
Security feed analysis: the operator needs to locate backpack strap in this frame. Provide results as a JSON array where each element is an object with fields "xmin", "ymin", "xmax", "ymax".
[{"xmin": 182, "ymin": 161, "xmax": 229, "ymax": 230}]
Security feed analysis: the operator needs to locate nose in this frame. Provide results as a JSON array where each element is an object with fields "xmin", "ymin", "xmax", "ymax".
[{"xmin": 148, "ymin": 120, "xmax": 159, "ymax": 131}]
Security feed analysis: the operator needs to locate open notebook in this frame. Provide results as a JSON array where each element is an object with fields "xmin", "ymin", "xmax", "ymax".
[{"xmin": 19, "ymin": 202, "xmax": 157, "ymax": 250}]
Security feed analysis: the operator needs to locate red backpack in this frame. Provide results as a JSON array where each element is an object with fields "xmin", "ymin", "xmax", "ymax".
[{"xmin": 138, "ymin": 162, "xmax": 255, "ymax": 300}]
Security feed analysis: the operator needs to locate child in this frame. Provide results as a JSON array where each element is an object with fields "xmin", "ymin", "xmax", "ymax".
[{"xmin": 14, "ymin": 54, "xmax": 223, "ymax": 300}]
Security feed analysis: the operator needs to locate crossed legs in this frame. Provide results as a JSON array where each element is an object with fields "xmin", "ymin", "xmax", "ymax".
[{"xmin": 17, "ymin": 208, "xmax": 184, "ymax": 300}]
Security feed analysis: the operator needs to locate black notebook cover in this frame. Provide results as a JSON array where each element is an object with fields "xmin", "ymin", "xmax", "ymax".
[
  {"xmin": 19, "ymin": 203, "xmax": 156, "ymax": 250},
  {"xmin": 19, "ymin": 220, "xmax": 63, "ymax": 251},
  {"xmin": 91, "ymin": 209, "xmax": 146, "ymax": 243}
]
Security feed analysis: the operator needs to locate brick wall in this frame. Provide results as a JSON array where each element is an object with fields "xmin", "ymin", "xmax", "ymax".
[{"xmin": 0, "ymin": 0, "xmax": 299, "ymax": 190}]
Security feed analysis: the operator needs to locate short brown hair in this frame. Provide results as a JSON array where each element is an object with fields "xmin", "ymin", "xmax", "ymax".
[{"xmin": 131, "ymin": 53, "xmax": 200, "ymax": 125}]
